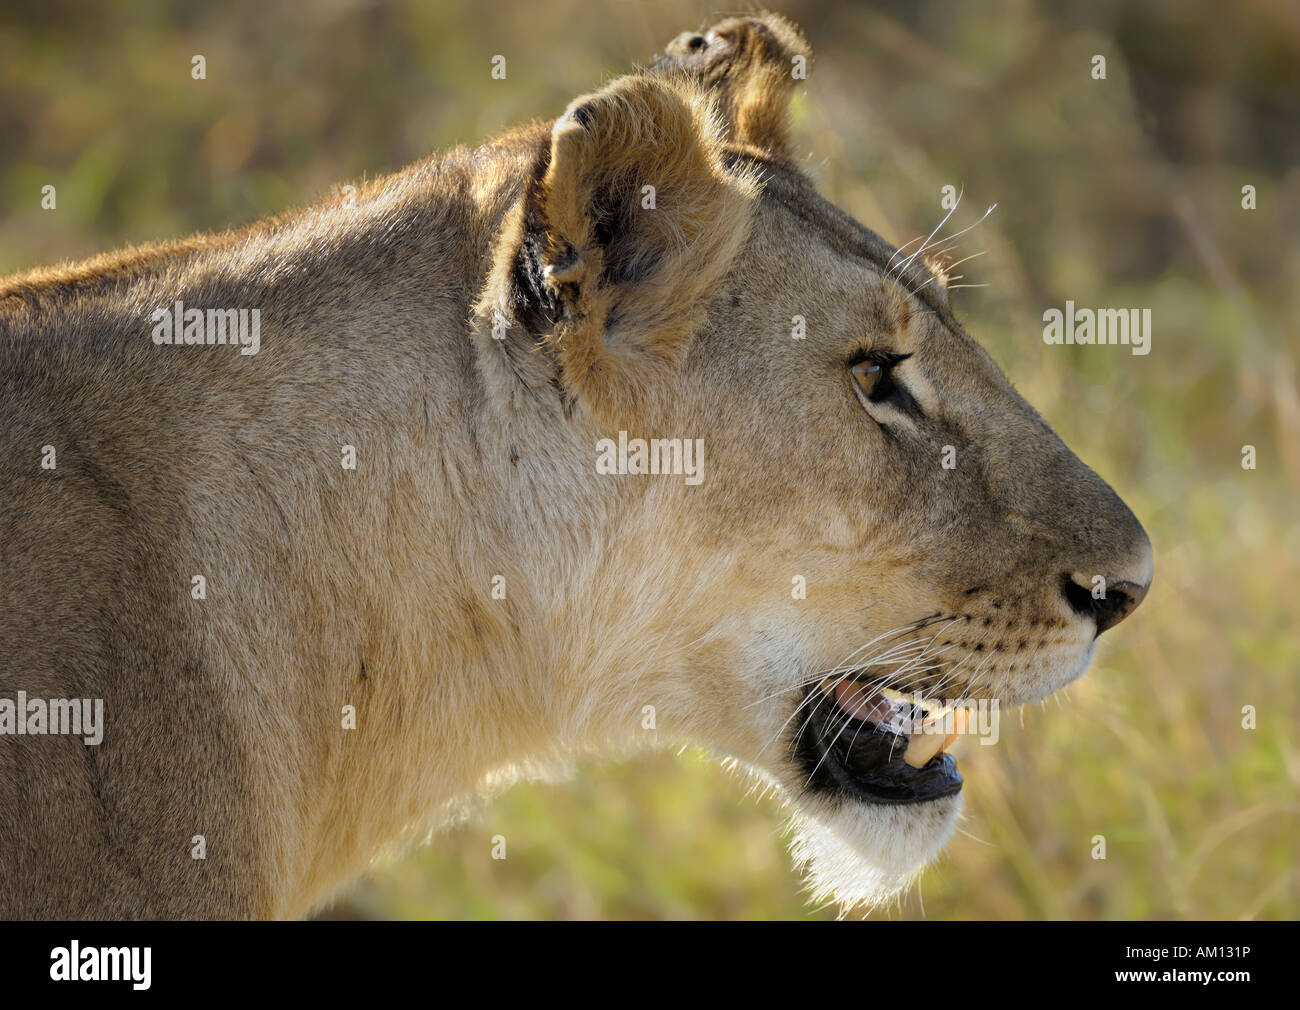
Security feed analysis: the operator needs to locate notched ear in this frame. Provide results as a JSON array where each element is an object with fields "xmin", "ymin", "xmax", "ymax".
[
  {"xmin": 654, "ymin": 12, "xmax": 811, "ymax": 159},
  {"xmin": 479, "ymin": 74, "xmax": 757, "ymax": 422}
]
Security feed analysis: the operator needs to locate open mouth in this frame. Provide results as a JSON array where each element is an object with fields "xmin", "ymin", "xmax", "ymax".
[{"xmin": 793, "ymin": 679, "xmax": 965, "ymax": 805}]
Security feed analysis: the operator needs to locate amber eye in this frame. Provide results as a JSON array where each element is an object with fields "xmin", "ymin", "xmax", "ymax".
[
  {"xmin": 850, "ymin": 350, "xmax": 913, "ymax": 408},
  {"xmin": 851, "ymin": 359, "xmax": 884, "ymax": 399}
]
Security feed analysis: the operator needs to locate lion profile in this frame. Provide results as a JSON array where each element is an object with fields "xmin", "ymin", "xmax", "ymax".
[{"xmin": 0, "ymin": 12, "xmax": 1150, "ymax": 919}]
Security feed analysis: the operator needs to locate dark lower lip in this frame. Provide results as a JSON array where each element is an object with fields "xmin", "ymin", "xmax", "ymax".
[{"xmin": 794, "ymin": 686, "xmax": 963, "ymax": 805}]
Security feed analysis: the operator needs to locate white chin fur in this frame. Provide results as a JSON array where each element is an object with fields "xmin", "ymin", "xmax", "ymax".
[{"xmin": 788, "ymin": 791, "xmax": 962, "ymax": 911}]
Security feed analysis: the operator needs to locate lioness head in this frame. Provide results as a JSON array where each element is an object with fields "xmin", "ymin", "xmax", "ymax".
[{"xmin": 473, "ymin": 13, "xmax": 1152, "ymax": 909}]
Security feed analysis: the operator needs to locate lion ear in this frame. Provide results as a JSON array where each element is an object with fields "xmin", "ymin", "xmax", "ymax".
[
  {"xmin": 655, "ymin": 13, "xmax": 811, "ymax": 158},
  {"xmin": 484, "ymin": 75, "xmax": 756, "ymax": 421}
]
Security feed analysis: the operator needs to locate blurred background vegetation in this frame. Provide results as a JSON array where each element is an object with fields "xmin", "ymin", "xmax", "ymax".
[{"xmin": 2, "ymin": 0, "xmax": 1296, "ymax": 919}]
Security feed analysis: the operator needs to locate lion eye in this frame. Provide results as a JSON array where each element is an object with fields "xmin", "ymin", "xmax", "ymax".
[
  {"xmin": 851, "ymin": 357, "xmax": 901, "ymax": 405},
  {"xmin": 850, "ymin": 350, "xmax": 914, "ymax": 409},
  {"xmin": 851, "ymin": 359, "xmax": 885, "ymax": 399}
]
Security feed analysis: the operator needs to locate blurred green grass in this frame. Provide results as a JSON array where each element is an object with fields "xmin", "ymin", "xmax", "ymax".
[{"xmin": 2, "ymin": 0, "xmax": 1296, "ymax": 919}]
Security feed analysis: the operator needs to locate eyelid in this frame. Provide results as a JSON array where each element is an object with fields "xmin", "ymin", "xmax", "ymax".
[{"xmin": 848, "ymin": 347, "xmax": 912, "ymax": 367}]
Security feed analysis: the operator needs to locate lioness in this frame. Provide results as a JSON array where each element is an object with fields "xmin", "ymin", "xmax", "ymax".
[{"xmin": 0, "ymin": 13, "xmax": 1151, "ymax": 919}]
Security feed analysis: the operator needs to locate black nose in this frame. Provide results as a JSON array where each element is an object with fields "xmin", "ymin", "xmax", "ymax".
[{"xmin": 1061, "ymin": 574, "xmax": 1150, "ymax": 636}]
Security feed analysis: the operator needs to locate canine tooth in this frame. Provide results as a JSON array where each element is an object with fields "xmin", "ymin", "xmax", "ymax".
[
  {"xmin": 903, "ymin": 728, "xmax": 946, "ymax": 768},
  {"xmin": 943, "ymin": 708, "xmax": 969, "ymax": 750},
  {"xmin": 903, "ymin": 709, "xmax": 966, "ymax": 768}
]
